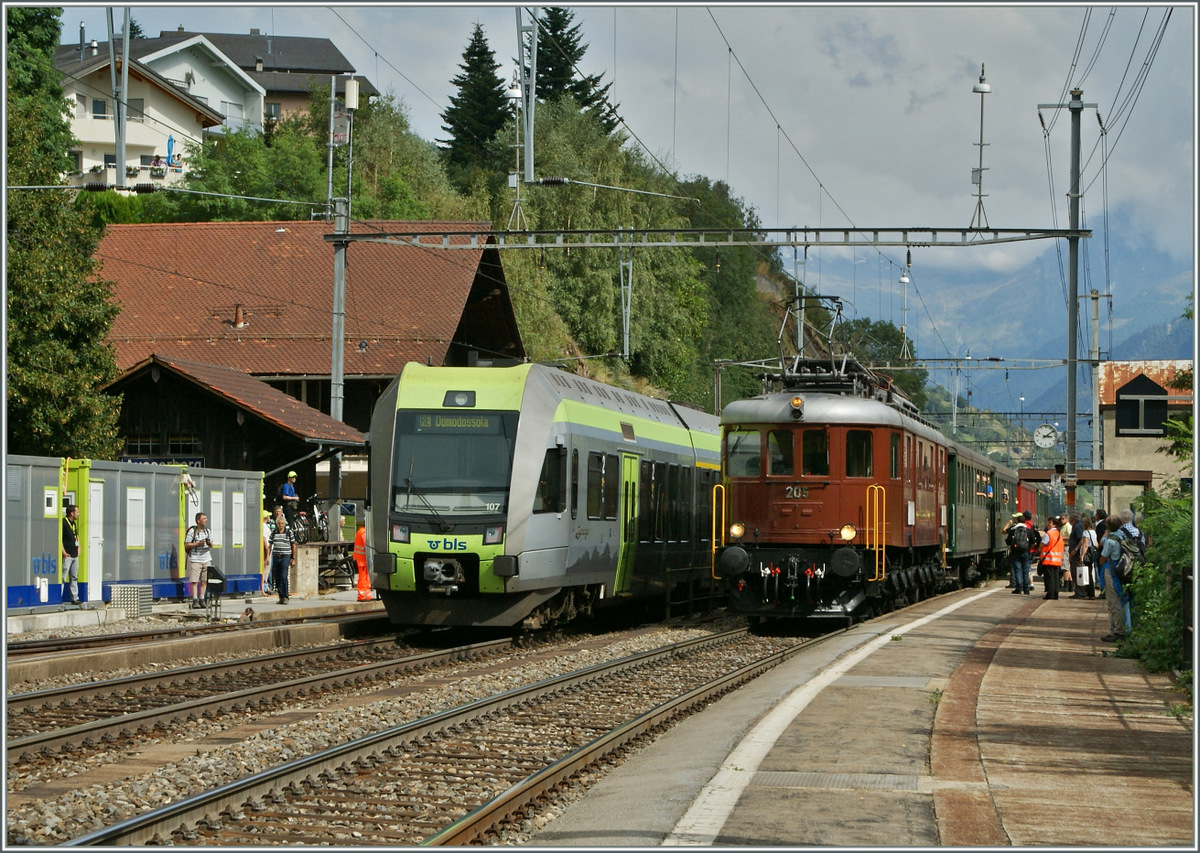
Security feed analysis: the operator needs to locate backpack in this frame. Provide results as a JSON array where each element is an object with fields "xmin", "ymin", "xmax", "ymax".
[
  {"xmin": 1112, "ymin": 530, "xmax": 1146, "ymax": 584},
  {"xmin": 1007, "ymin": 523, "xmax": 1029, "ymax": 553}
]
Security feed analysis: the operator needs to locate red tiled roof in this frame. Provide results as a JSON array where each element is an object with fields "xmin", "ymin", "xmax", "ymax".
[
  {"xmin": 100, "ymin": 220, "xmax": 497, "ymax": 376},
  {"xmin": 108, "ymin": 354, "xmax": 365, "ymax": 446}
]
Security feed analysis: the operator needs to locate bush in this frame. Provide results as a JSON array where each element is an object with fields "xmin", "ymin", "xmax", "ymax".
[{"xmin": 1123, "ymin": 489, "xmax": 1193, "ymax": 700}]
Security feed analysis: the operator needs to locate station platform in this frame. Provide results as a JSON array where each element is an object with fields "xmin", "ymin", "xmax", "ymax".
[
  {"xmin": 5, "ymin": 586, "xmax": 384, "ymax": 636},
  {"xmin": 531, "ymin": 579, "xmax": 1195, "ymax": 848}
]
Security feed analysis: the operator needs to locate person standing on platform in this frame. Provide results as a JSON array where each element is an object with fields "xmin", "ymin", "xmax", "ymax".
[
  {"xmin": 354, "ymin": 522, "xmax": 372, "ymax": 601},
  {"xmin": 280, "ymin": 471, "xmax": 300, "ymax": 527},
  {"xmin": 61, "ymin": 504, "xmax": 82, "ymax": 605},
  {"xmin": 269, "ymin": 513, "xmax": 295, "ymax": 605},
  {"xmin": 1098, "ymin": 515, "xmax": 1131, "ymax": 642},
  {"xmin": 184, "ymin": 512, "xmax": 213, "ymax": 608},
  {"xmin": 1072, "ymin": 514, "xmax": 1098, "ymax": 599},
  {"xmin": 1039, "ymin": 516, "xmax": 1065, "ymax": 600},
  {"xmin": 1003, "ymin": 512, "xmax": 1032, "ymax": 594}
]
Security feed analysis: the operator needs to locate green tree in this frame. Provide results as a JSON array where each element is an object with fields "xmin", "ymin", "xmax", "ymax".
[
  {"xmin": 533, "ymin": 7, "xmax": 619, "ymax": 132},
  {"xmin": 6, "ymin": 6, "xmax": 123, "ymax": 458},
  {"xmin": 440, "ymin": 23, "xmax": 510, "ymax": 191},
  {"xmin": 835, "ymin": 317, "xmax": 928, "ymax": 409}
]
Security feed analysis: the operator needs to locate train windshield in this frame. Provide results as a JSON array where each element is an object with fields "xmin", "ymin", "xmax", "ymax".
[{"xmin": 390, "ymin": 410, "xmax": 519, "ymax": 515}]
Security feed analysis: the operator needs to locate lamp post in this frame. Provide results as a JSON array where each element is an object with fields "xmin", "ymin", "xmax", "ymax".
[{"xmin": 969, "ymin": 64, "xmax": 991, "ymax": 229}]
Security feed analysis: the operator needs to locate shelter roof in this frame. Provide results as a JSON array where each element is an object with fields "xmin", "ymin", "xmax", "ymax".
[
  {"xmin": 106, "ymin": 354, "xmax": 365, "ymax": 447},
  {"xmin": 99, "ymin": 219, "xmax": 504, "ymax": 377}
]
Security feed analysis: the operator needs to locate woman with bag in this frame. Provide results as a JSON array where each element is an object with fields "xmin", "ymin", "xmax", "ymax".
[
  {"xmin": 1072, "ymin": 515, "xmax": 1098, "ymax": 600},
  {"xmin": 268, "ymin": 514, "xmax": 296, "ymax": 605}
]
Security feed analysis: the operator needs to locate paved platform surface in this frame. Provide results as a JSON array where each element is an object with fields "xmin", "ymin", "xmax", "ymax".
[{"xmin": 530, "ymin": 580, "xmax": 1194, "ymax": 848}]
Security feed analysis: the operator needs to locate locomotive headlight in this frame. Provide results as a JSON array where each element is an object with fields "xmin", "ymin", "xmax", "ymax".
[
  {"xmin": 729, "ymin": 522, "xmax": 745, "ymax": 540},
  {"xmin": 391, "ymin": 523, "xmax": 410, "ymax": 543},
  {"xmin": 483, "ymin": 525, "xmax": 505, "ymax": 545},
  {"xmin": 790, "ymin": 395, "xmax": 804, "ymax": 420},
  {"xmin": 839, "ymin": 524, "xmax": 857, "ymax": 542}
]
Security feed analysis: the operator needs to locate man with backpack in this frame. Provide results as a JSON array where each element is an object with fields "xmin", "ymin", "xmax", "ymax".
[
  {"xmin": 1003, "ymin": 511, "xmax": 1033, "ymax": 595},
  {"xmin": 1097, "ymin": 513, "xmax": 1142, "ymax": 642}
]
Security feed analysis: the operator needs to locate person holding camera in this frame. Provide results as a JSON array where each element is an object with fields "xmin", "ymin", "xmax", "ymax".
[{"xmin": 184, "ymin": 511, "xmax": 214, "ymax": 609}]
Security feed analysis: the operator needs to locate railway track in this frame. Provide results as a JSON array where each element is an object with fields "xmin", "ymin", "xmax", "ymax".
[
  {"xmin": 7, "ymin": 637, "xmax": 512, "ymax": 770},
  {"xmin": 60, "ymin": 627, "xmax": 815, "ymax": 846}
]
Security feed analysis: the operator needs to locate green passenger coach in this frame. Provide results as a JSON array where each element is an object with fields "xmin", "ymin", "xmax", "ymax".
[{"xmin": 366, "ymin": 363, "xmax": 720, "ymax": 629}]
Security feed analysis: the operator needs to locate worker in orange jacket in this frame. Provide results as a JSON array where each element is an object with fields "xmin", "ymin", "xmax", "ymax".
[
  {"xmin": 1039, "ymin": 516, "xmax": 1065, "ymax": 600},
  {"xmin": 354, "ymin": 523, "xmax": 373, "ymax": 602}
]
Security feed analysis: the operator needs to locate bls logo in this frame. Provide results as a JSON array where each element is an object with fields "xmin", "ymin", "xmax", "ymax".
[{"xmin": 427, "ymin": 538, "xmax": 467, "ymax": 551}]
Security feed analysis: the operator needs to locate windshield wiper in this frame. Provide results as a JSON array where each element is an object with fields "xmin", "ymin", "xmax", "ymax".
[{"xmin": 405, "ymin": 456, "xmax": 454, "ymax": 533}]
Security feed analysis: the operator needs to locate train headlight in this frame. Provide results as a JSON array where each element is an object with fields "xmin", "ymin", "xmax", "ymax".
[
  {"xmin": 484, "ymin": 525, "xmax": 504, "ymax": 545},
  {"xmin": 790, "ymin": 395, "xmax": 804, "ymax": 420},
  {"xmin": 391, "ymin": 523, "xmax": 410, "ymax": 543},
  {"xmin": 729, "ymin": 522, "xmax": 745, "ymax": 541},
  {"xmin": 839, "ymin": 524, "xmax": 857, "ymax": 542}
]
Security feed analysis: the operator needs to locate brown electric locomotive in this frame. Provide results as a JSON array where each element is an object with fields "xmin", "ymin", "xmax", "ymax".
[{"xmin": 713, "ymin": 356, "xmax": 1015, "ymax": 622}]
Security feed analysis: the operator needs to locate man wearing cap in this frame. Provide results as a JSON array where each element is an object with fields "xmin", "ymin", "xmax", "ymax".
[
  {"xmin": 1002, "ymin": 511, "xmax": 1031, "ymax": 592},
  {"xmin": 280, "ymin": 471, "xmax": 300, "ymax": 528}
]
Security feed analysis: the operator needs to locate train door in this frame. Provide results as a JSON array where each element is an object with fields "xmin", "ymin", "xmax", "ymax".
[
  {"xmin": 86, "ymin": 480, "xmax": 104, "ymax": 602},
  {"xmin": 614, "ymin": 453, "xmax": 639, "ymax": 595}
]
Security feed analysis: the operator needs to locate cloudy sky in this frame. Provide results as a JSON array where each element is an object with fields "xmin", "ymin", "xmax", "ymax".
[{"xmin": 55, "ymin": 3, "xmax": 1195, "ymax": 376}]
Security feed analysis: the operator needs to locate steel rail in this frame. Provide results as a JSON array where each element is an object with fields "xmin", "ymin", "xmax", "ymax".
[
  {"xmin": 6, "ymin": 633, "xmax": 414, "ymax": 715},
  {"xmin": 423, "ymin": 631, "xmax": 825, "ymax": 845},
  {"xmin": 63, "ymin": 628, "xmax": 749, "ymax": 846},
  {"xmin": 8, "ymin": 638, "xmax": 511, "ymax": 765}
]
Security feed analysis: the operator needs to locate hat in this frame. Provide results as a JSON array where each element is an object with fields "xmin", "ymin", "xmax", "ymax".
[
  {"xmin": 1022, "ymin": 511, "xmax": 1032, "ymax": 520},
  {"xmin": 1011, "ymin": 512, "xmax": 1023, "ymax": 519},
  {"xmin": 287, "ymin": 471, "xmax": 297, "ymax": 478}
]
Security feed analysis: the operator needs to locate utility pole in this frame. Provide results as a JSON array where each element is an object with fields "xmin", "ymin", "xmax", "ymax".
[
  {"xmin": 515, "ymin": 7, "xmax": 538, "ymax": 185},
  {"xmin": 1090, "ymin": 289, "xmax": 1103, "ymax": 507},
  {"xmin": 1039, "ymin": 88, "xmax": 1095, "ymax": 515},
  {"xmin": 106, "ymin": 8, "xmax": 130, "ymax": 188}
]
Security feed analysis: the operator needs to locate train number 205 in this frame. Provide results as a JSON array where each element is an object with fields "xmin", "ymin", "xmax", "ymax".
[{"xmin": 784, "ymin": 485, "xmax": 809, "ymax": 499}]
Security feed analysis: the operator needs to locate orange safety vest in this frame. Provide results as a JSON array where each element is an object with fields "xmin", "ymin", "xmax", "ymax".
[
  {"xmin": 1040, "ymin": 528, "xmax": 1065, "ymax": 567},
  {"xmin": 354, "ymin": 526, "xmax": 372, "ymax": 601}
]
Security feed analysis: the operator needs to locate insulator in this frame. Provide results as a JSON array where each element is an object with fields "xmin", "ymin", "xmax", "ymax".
[
  {"xmin": 132, "ymin": 183, "xmax": 157, "ymax": 194},
  {"xmin": 83, "ymin": 182, "xmax": 108, "ymax": 192},
  {"xmin": 538, "ymin": 176, "xmax": 568, "ymax": 186}
]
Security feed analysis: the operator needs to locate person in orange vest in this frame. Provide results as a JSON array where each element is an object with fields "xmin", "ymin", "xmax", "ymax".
[
  {"xmin": 1039, "ymin": 516, "xmax": 1065, "ymax": 600},
  {"xmin": 354, "ymin": 522, "xmax": 373, "ymax": 601}
]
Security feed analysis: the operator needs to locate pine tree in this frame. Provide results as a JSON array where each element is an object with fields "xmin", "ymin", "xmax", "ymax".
[
  {"xmin": 532, "ymin": 7, "xmax": 619, "ymax": 132},
  {"xmin": 439, "ymin": 23, "xmax": 510, "ymax": 186},
  {"xmin": 6, "ymin": 7, "xmax": 123, "ymax": 458}
]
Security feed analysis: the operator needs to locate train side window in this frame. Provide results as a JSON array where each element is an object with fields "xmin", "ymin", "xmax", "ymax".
[
  {"xmin": 890, "ymin": 433, "xmax": 900, "ymax": 479},
  {"xmin": 726, "ymin": 428, "xmax": 761, "ymax": 477},
  {"xmin": 571, "ymin": 449, "xmax": 579, "ymax": 520},
  {"xmin": 666, "ymin": 464, "xmax": 680, "ymax": 540},
  {"xmin": 587, "ymin": 452, "xmax": 604, "ymax": 519},
  {"xmin": 767, "ymin": 429, "xmax": 794, "ymax": 476},
  {"xmin": 604, "ymin": 453, "xmax": 619, "ymax": 521},
  {"xmin": 533, "ymin": 448, "xmax": 566, "ymax": 513},
  {"xmin": 801, "ymin": 429, "xmax": 828, "ymax": 476},
  {"xmin": 681, "ymin": 466, "xmax": 693, "ymax": 542},
  {"xmin": 696, "ymin": 469, "xmax": 712, "ymax": 544},
  {"xmin": 846, "ymin": 430, "xmax": 873, "ymax": 478},
  {"xmin": 639, "ymin": 461, "xmax": 654, "ymax": 542}
]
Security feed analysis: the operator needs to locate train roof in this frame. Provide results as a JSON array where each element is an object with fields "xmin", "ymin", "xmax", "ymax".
[
  {"xmin": 529, "ymin": 364, "xmax": 720, "ymax": 433},
  {"xmin": 721, "ymin": 391, "xmax": 944, "ymax": 445}
]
